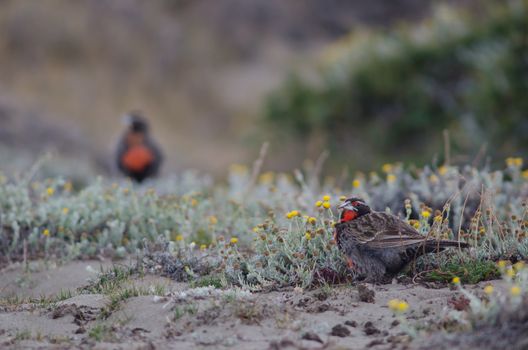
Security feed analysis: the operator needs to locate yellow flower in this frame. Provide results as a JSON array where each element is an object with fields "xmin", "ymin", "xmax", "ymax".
[
  {"xmin": 230, "ymin": 163, "xmax": 248, "ymax": 174},
  {"xmin": 208, "ymin": 216, "xmax": 218, "ymax": 225},
  {"xmin": 514, "ymin": 261, "xmax": 525, "ymax": 271},
  {"xmin": 291, "ymin": 210, "xmax": 300, "ymax": 217},
  {"xmin": 452, "ymin": 276, "xmax": 460, "ymax": 284},
  {"xmin": 438, "ymin": 166, "xmax": 448, "ymax": 176},
  {"xmin": 497, "ymin": 260, "xmax": 508, "ymax": 269},
  {"xmin": 230, "ymin": 237, "xmax": 239, "ymax": 244},
  {"xmin": 396, "ymin": 301, "xmax": 409, "ymax": 312},
  {"xmin": 43, "ymin": 229, "xmax": 50, "ymax": 237},
  {"xmin": 175, "ymin": 234, "xmax": 184, "ymax": 241},
  {"xmin": 434, "ymin": 215, "xmax": 442, "ymax": 223},
  {"xmin": 322, "ymin": 195, "xmax": 331, "ymax": 201},
  {"xmin": 315, "ymin": 201, "xmax": 323, "ymax": 208},
  {"xmin": 506, "ymin": 268, "xmax": 515, "ymax": 278},
  {"xmin": 46, "ymin": 187, "xmax": 54, "ymax": 196},
  {"xmin": 506, "ymin": 157, "xmax": 523, "ymax": 167},
  {"xmin": 200, "ymin": 244, "xmax": 207, "ymax": 251},
  {"xmin": 412, "ymin": 221, "xmax": 420, "ymax": 229},
  {"xmin": 304, "ymin": 232, "xmax": 312, "ymax": 241},
  {"xmin": 252, "ymin": 226, "xmax": 259, "ymax": 233},
  {"xmin": 191, "ymin": 199, "xmax": 198, "ymax": 207},
  {"xmin": 523, "ymin": 170, "xmax": 528, "ymax": 179},
  {"xmin": 388, "ymin": 299, "xmax": 409, "ymax": 313},
  {"xmin": 62, "ymin": 207, "xmax": 69, "ymax": 215},
  {"xmin": 484, "ymin": 285, "xmax": 494, "ymax": 295},
  {"xmin": 308, "ymin": 217, "xmax": 317, "ymax": 225},
  {"xmin": 429, "ymin": 174, "xmax": 439, "ymax": 183},
  {"xmin": 63, "ymin": 182, "xmax": 73, "ymax": 192},
  {"xmin": 339, "ymin": 195, "xmax": 347, "ymax": 201},
  {"xmin": 352, "ymin": 179, "xmax": 361, "ymax": 188},
  {"xmin": 387, "ymin": 174, "xmax": 396, "ymax": 183},
  {"xmin": 511, "ymin": 285, "xmax": 521, "ymax": 296},
  {"xmin": 382, "ymin": 163, "xmax": 393, "ymax": 173},
  {"xmin": 322, "ymin": 201, "xmax": 331, "ymax": 209},
  {"xmin": 258, "ymin": 171, "xmax": 274, "ymax": 184},
  {"xmin": 422, "ymin": 211, "xmax": 431, "ymax": 219}
]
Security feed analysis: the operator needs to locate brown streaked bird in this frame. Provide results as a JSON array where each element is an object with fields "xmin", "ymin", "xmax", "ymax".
[
  {"xmin": 334, "ymin": 197, "xmax": 469, "ymax": 282},
  {"xmin": 116, "ymin": 112, "xmax": 163, "ymax": 183}
]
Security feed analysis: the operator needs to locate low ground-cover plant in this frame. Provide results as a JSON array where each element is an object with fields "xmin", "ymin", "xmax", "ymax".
[{"xmin": 0, "ymin": 157, "xmax": 527, "ymax": 288}]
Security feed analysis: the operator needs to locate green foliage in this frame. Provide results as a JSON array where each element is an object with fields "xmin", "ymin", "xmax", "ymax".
[
  {"xmin": 190, "ymin": 274, "xmax": 226, "ymax": 289},
  {"xmin": 264, "ymin": 1, "xmax": 528, "ymax": 167},
  {"xmin": 426, "ymin": 259, "xmax": 500, "ymax": 284}
]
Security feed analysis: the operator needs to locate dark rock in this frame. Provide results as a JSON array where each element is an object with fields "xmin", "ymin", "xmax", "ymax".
[
  {"xmin": 357, "ymin": 284, "xmax": 375, "ymax": 303},
  {"xmin": 330, "ymin": 324, "xmax": 351, "ymax": 337},
  {"xmin": 345, "ymin": 320, "xmax": 357, "ymax": 327},
  {"xmin": 302, "ymin": 331, "xmax": 323, "ymax": 343},
  {"xmin": 364, "ymin": 322, "xmax": 380, "ymax": 336}
]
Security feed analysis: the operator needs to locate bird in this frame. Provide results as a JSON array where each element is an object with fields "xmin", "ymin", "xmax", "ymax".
[
  {"xmin": 334, "ymin": 197, "xmax": 469, "ymax": 282},
  {"xmin": 116, "ymin": 112, "xmax": 163, "ymax": 183}
]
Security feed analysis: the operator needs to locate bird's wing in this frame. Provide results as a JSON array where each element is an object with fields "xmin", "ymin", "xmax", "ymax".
[{"xmin": 337, "ymin": 212, "xmax": 426, "ymax": 249}]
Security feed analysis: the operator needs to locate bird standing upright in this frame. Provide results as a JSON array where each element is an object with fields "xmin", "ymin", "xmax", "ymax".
[
  {"xmin": 116, "ymin": 112, "xmax": 163, "ymax": 183},
  {"xmin": 334, "ymin": 197, "xmax": 469, "ymax": 282}
]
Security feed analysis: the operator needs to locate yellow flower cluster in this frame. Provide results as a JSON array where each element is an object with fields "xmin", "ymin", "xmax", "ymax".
[
  {"xmin": 46, "ymin": 187, "xmax": 54, "ymax": 196},
  {"xmin": 382, "ymin": 163, "xmax": 393, "ymax": 173},
  {"xmin": 315, "ymin": 196, "xmax": 331, "ymax": 209},
  {"xmin": 452, "ymin": 276, "xmax": 461, "ymax": 284},
  {"xmin": 352, "ymin": 179, "xmax": 361, "ymax": 188},
  {"xmin": 429, "ymin": 174, "xmax": 439, "ymax": 183},
  {"xmin": 421, "ymin": 210, "xmax": 431, "ymax": 219},
  {"xmin": 208, "ymin": 215, "xmax": 218, "ymax": 225},
  {"xmin": 483, "ymin": 285, "xmax": 494, "ymax": 295},
  {"xmin": 43, "ymin": 229, "xmax": 50, "ymax": 237},
  {"xmin": 438, "ymin": 165, "xmax": 448, "ymax": 176},
  {"xmin": 523, "ymin": 170, "xmax": 528, "ymax": 179},
  {"xmin": 307, "ymin": 217, "xmax": 317, "ymax": 225},
  {"xmin": 304, "ymin": 232, "xmax": 312, "ymax": 241},
  {"xmin": 230, "ymin": 237, "xmax": 238, "ymax": 244},
  {"xmin": 387, "ymin": 174, "xmax": 397, "ymax": 183},
  {"xmin": 286, "ymin": 210, "xmax": 301, "ymax": 219},
  {"xmin": 388, "ymin": 299, "xmax": 409, "ymax": 313},
  {"xmin": 511, "ymin": 285, "xmax": 521, "ymax": 296},
  {"xmin": 506, "ymin": 157, "xmax": 523, "ymax": 167}
]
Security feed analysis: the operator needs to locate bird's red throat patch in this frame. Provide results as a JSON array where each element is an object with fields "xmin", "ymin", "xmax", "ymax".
[{"xmin": 340, "ymin": 209, "xmax": 358, "ymax": 223}]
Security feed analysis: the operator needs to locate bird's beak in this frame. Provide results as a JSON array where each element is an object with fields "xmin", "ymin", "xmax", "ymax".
[{"xmin": 338, "ymin": 202, "xmax": 357, "ymax": 211}]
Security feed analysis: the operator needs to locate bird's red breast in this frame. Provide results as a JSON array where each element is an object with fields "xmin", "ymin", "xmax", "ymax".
[
  {"xmin": 121, "ymin": 144, "xmax": 154, "ymax": 172},
  {"xmin": 340, "ymin": 210, "xmax": 358, "ymax": 223}
]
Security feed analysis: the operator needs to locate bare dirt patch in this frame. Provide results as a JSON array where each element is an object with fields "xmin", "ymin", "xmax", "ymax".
[{"xmin": 0, "ymin": 260, "xmax": 504, "ymax": 349}]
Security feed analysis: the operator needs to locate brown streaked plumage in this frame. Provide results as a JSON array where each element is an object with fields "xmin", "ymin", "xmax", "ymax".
[{"xmin": 335, "ymin": 197, "xmax": 469, "ymax": 282}]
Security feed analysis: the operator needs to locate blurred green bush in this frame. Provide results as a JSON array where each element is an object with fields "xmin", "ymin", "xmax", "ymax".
[{"xmin": 265, "ymin": 1, "xmax": 528, "ymax": 168}]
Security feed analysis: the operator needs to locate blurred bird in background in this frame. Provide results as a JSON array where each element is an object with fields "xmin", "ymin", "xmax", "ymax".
[{"xmin": 116, "ymin": 112, "xmax": 163, "ymax": 183}]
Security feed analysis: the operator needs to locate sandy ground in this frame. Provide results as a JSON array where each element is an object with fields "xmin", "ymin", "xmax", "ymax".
[{"xmin": 0, "ymin": 259, "xmax": 499, "ymax": 349}]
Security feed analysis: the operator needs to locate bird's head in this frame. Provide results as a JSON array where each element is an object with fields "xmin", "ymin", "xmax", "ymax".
[
  {"xmin": 338, "ymin": 197, "xmax": 371, "ymax": 223},
  {"xmin": 123, "ymin": 111, "xmax": 149, "ymax": 133}
]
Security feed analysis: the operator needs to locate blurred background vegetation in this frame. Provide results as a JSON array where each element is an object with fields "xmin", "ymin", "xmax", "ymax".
[{"xmin": 0, "ymin": 0, "xmax": 525, "ymax": 178}]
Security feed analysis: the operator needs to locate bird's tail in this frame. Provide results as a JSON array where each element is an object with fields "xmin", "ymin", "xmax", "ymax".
[{"xmin": 424, "ymin": 239, "xmax": 469, "ymax": 250}]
